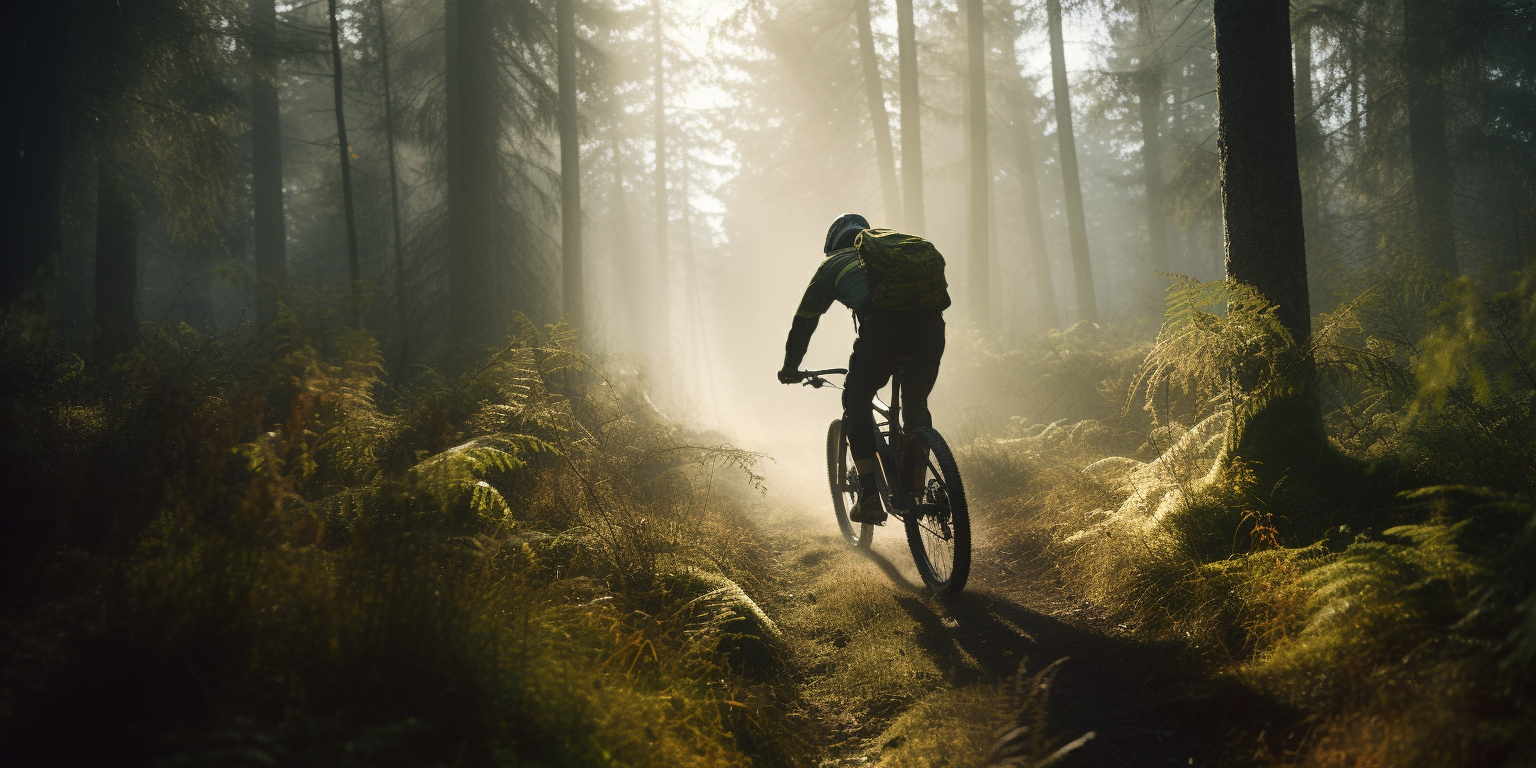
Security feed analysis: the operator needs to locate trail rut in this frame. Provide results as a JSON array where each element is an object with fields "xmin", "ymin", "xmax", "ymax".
[{"xmin": 759, "ymin": 503, "xmax": 1303, "ymax": 767}]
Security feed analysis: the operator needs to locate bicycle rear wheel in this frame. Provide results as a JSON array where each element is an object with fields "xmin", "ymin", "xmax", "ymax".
[
  {"xmin": 826, "ymin": 419, "xmax": 874, "ymax": 549},
  {"xmin": 903, "ymin": 427, "xmax": 971, "ymax": 594}
]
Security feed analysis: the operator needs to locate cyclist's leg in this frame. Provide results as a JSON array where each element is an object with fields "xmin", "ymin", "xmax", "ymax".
[
  {"xmin": 841, "ymin": 344, "xmax": 892, "ymax": 468},
  {"xmin": 898, "ymin": 313, "xmax": 946, "ymax": 432},
  {"xmin": 843, "ymin": 325, "xmax": 898, "ymax": 520},
  {"xmin": 897, "ymin": 314, "xmax": 946, "ymax": 490}
]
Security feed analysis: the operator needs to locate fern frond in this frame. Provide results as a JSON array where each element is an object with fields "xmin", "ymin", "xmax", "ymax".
[{"xmin": 410, "ymin": 435, "xmax": 559, "ymax": 521}]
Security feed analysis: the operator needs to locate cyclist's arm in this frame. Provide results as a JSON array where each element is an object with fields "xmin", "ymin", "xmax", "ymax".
[
  {"xmin": 781, "ymin": 270, "xmax": 835, "ymax": 375},
  {"xmin": 782, "ymin": 314, "xmax": 819, "ymax": 373}
]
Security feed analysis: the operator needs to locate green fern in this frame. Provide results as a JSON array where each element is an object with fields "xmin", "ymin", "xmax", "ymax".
[{"xmin": 410, "ymin": 435, "xmax": 559, "ymax": 522}]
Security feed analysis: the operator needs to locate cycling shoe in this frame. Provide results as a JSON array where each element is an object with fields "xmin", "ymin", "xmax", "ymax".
[{"xmin": 849, "ymin": 486, "xmax": 887, "ymax": 525}]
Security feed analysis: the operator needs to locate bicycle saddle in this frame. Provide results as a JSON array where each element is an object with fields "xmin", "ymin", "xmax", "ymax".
[{"xmin": 888, "ymin": 356, "xmax": 913, "ymax": 371}]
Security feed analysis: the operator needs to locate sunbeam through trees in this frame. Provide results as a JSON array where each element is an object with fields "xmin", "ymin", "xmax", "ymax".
[{"xmin": 4, "ymin": 0, "xmax": 1536, "ymax": 765}]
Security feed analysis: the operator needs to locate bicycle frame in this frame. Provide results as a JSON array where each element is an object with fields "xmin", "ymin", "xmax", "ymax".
[
  {"xmin": 802, "ymin": 363, "xmax": 971, "ymax": 594},
  {"xmin": 804, "ymin": 365, "xmax": 915, "ymax": 521},
  {"xmin": 870, "ymin": 367, "xmax": 913, "ymax": 520}
]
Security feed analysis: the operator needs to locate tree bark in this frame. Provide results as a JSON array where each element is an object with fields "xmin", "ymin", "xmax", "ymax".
[
  {"xmin": 965, "ymin": 0, "xmax": 990, "ymax": 327},
  {"xmin": 895, "ymin": 0, "xmax": 925, "ymax": 233},
  {"xmin": 94, "ymin": 161, "xmax": 139, "ymax": 359},
  {"xmin": 1215, "ymin": 0, "xmax": 1311, "ymax": 344},
  {"xmin": 855, "ymin": 0, "xmax": 901, "ymax": 226},
  {"xmin": 1404, "ymin": 0, "xmax": 1457, "ymax": 275},
  {"xmin": 250, "ymin": 0, "xmax": 288, "ymax": 328},
  {"xmin": 446, "ymin": 0, "xmax": 501, "ymax": 349},
  {"xmin": 558, "ymin": 0, "xmax": 583, "ymax": 329},
  {"xmin": 1047, "ymin": 0, "xmax": 1096, "ymax": 323},
  {"xmin": 372, "ymin": 0, "xmax": 409, "ymax": 371},
  {"xmin": 653, "ymin": 0, "xmax": 668, "ymax": 358},
  {"xmin": 328, "ymin": 0, "xmax": 362, "ymax": 325},
  {"xmin": 1215, "ymin": 0, "xmax": 1327, "ymax": 491}
]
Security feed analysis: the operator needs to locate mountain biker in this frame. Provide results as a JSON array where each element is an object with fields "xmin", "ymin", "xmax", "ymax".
[{"xmin": 777, "ymin": 213, "xmax": 949, "ymax": 525}]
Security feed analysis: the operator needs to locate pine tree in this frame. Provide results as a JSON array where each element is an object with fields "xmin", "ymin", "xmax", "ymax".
[
  {"xmin": 328, "ymin": 0, "xmax": 363, "ymax": 325},
  {"xmin": 1133, "ymin": 1, "xmax": 1169, "ymax": 279},
  {"xmin": 1404, "ymin": 0, "xmax": 1458, "ymax": 275},
  {"xmin": 1001, "ymin": 9, "xmax": 1059, "ymax": 331},
  {"xmin": 1213, "ymin": 0, "xmax": 1322, "ymax": 463},
  {"xmin": 966, "ymin": 0, "xmax": 990, "ymax": 327},
  {"xmin": 445, "ymin": 0, "xmax": 503, "ymax": 350},
  {"xmin": 896, "ymin": 0, "xmax": 926, "ymax": 233},
  {"xmin": 558, "ymin": 0, "xmax": 583, "ymax": 329},
  {"xmin": 251, "ymin": 0, "xmax": 289, "ymax": 327},
  {"xmin": 856, "ymin": 0, "xmax": 902, "ymax": 226},
  {"xmin": 371, "ymin": 0, "xmax": 409, "ymax": 369},
  {"xmin": 1047, "ymin": 0, "xmax": 1096, "ymax": 323}
]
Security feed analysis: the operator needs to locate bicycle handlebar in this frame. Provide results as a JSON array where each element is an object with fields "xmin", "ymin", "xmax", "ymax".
[{"xmin": 798, "ymin": 368, "xmax": 847, "ymax": 389}]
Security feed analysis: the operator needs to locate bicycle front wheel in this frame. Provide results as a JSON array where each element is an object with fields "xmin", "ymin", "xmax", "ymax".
[
  {"xmin": 826, "ymin": 419, "xmax": 874, "ymax": 549},
  {"xmin": 903, "ymin": 427, "xmax": 971, "ymax": 594}
]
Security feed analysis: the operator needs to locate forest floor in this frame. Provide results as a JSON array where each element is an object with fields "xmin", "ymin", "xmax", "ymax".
[{"xmin": 752, "ymin": 496, "xmax": 1306, "ymax": 767}]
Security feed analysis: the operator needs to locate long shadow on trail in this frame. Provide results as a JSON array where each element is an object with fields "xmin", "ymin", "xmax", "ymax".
[{"xmin": 855, "ymin": 546, "xmax": 1304, "ymax": 766}]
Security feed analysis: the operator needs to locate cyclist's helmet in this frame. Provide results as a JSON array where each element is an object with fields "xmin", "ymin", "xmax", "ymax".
[{"xmin": 823, "ymin": 213, "xmax": 870, "ymax": 254}]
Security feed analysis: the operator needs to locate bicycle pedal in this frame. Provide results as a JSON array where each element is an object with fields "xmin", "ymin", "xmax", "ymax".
[{"xmin": 849, "ymin": 509, "xmax": 888, "ymax": 525}]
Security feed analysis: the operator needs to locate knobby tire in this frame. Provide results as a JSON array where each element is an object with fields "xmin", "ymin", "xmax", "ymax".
[
  {"xmin": 903, "ymin": 426, "xmax": 970, "ymax": 594},
  {"xmin": 826, "ymin": 419, "xmax": 873, "ymax": 549}
]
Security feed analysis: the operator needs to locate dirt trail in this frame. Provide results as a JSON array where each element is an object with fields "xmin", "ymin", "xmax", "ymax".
[{"xmin": 759, "ymin": 502, "xmax": 1300, "ymax": 767}]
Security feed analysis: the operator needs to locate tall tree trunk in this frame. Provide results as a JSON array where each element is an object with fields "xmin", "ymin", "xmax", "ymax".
[
  {"xmin": 94, "ymin": 162, "xmax": 139, "ymax": 359},
  {"xmin": 328, "ymin": 0, "xmax": 362, "ymax": 324},
  {"xmin": 1170, "ymin": 45, "xmax": 1192, "ymax": 274},
  {"xmin": 895, "ymin": 0, "xmax": 925, "ymax": 233},
  {"xmin": 1404, "ymin": 0, "xmax": 1457, "ymax": 275},
  {"xmin": 965, "ymin": 0, "xmax": 989, "ymax": 327},
  {"xmin": 652, "ymin": 0, "xmax": 668, "ymax": 358},
  {"xmin": 1294, "ymin": 21, "xmax": 1330, "ymax": 299},
  {"xmin": 1001, "ymin": 24, "xmax": 1059, "ymax": 332},
  {"xmin": 184, "ymin": 246, "xmax": 216, "ymax": 332},
  {"xmin": 446, "ymin": 0, "xmax": 501, "ymax": 349},
  {"xmin": 250, "ymin": 0, "xmax": 288, "ymax": 327},
  {"xmin": 372, "ymin": 0, "xmax": 409, "ymax": 372},
  {"xmin": 855, "ymin": 0, "xmax": 902, "ymax": 226},
  {"xmin": 1047, "ymin": 0, "xmax": 1096, "ymax": 323},
  {"xmin": 557, "ymin": 0, "xmax": 583, "ymax": 329},
  {"xmin": 1214, "ymin": 0, "xmax": 1325, "ymax": 487},
  {"xmin": 1348, "ymin": 55, "xmax": 1361, "ymax": 153},
  {"xmin": 1215, "ymin": 0, "xmax": 1311, "ymax": 347},
  {"xmin": 1135, "ymin": 5, "xmax": 1169, "ymax": 284},
  {"xmin": 7, "ymin": 4, "xmax": 68, "ymax": 309}
]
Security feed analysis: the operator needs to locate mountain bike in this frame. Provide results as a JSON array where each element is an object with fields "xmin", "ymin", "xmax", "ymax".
[{"xmin": 798, "ymin": 364, "xmax": 971, "ymax": 595}]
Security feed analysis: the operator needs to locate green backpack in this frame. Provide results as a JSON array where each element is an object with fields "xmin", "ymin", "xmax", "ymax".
[{"xmin": 854, "ymin": 229, "xmax": 948, "ymax": 311}]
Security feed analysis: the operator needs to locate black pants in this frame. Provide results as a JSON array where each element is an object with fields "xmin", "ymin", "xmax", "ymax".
[{"xmin": 843, "ymin": 310, "xmax": 946, "ymax": 464}]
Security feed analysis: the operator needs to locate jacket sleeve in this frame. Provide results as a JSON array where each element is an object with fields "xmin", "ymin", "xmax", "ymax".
[
  {"xmin": 783, "ymin": 262, "xmax": 835, "ymax": 370},
  {"xmin": 782, "ymin": 314, "xmax": 819, "ymax": 372}
]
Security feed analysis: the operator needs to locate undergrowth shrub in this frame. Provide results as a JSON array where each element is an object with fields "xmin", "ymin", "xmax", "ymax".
[
  {"xmin": 965, "ymin": 270, "xmax": 1536, "ymax": 764},
  {"xmin": 0, "ymin": 310, "xmax": 806, "ymax": 766}
]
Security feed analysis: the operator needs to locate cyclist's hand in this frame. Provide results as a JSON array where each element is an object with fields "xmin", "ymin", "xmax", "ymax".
[{"xmin": 777, "ymin": 367, "xmax": 803, "ymax": 385}]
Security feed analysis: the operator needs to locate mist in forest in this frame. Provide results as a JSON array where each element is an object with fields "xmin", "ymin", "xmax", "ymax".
[{"xmin": 6, "ymin": 0, "xmax": 1536, "ymax": 764}]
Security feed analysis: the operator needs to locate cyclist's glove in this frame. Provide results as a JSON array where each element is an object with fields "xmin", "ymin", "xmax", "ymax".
[{"xmin": 777, "ymin": 367, "xmax": 802, "ymax": 385}]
